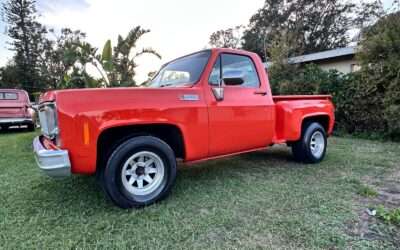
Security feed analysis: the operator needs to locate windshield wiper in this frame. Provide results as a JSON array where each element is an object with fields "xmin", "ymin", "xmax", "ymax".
[{"xmin": 159, "ymin": 83, "xmax": 173, "ymax": 88}]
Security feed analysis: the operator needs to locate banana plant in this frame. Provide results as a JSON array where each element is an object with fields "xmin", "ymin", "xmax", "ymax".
[{"xmin": 95, "ymin": 26, "xmax": 161, "ymax": 87}]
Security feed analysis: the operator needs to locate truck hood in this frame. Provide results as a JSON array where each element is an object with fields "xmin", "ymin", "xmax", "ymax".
[
  {"xmin": 39, "ymin": 85, "xmax": 194, "ymax": 104},
  {"xmin": 39, "ymin": 86, "xmax": 200, "ymax": 116}
]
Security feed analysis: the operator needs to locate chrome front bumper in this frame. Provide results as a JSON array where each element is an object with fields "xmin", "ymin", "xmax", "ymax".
[
  {"xmin": 33, "ymin": 136, "xmax": 71, "ymax": 177},
  {"xmin": 0, "ymin": 118, "xmax": 33, "ymax": 124}
]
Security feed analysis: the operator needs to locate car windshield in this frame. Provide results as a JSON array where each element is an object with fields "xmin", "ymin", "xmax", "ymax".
[{"xmin": 147, "ymin": 51, "xmax": 211, "ymax": 88}]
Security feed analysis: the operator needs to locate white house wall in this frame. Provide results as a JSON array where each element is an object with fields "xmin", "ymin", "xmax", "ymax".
[{"xmin": 316, "ymin": 58, "xmax": 358, "ymax": 74}]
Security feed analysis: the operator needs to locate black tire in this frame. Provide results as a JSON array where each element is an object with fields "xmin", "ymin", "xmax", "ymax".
[
  {"xmin": 292, "ymin": 122, "xmax": 327, "ymax": 163},
  {"xmin": 0, "ymin": 125, "xmax": 9, "ymax": 131},
  {"xmin": 100, "ymin": 136, "xmax": 177, "ymax": 209},
  {"xmin": 27, "ymin": 123, "xmax": 35, "ymax": 131}
]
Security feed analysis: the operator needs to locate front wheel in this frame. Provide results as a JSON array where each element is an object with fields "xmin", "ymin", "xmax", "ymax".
[
  {"xmin": 292, "ymin": 122, "xmax": 327, "ymax": 163},
  {"xmin": 100, "ymin": 136, "xmax": 177, "ymax": 209}
]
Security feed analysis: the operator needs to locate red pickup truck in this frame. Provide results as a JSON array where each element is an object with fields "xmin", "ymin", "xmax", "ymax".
[
  {"xmin": 0, "ymin": 89, "xmax": 36, "ymax": 131},
  {"xmin": 33, "ymin": 49, "xmax": 334, "ymax": 208}
]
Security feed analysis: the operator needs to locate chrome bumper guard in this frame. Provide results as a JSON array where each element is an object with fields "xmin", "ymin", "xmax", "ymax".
[{"xmin": 33, "ymin": 136, "xmax": 71, "ymax": 177}]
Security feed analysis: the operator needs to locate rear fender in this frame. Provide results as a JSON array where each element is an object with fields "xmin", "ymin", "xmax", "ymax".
[{"xmin": 273, "ymin": 100, "xmax": 334, "ymax": 142}]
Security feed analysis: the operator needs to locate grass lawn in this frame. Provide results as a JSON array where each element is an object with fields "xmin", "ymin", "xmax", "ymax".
[{"xmin": 1, "ymin": 129, "xmax": 399, "ymax": 249}]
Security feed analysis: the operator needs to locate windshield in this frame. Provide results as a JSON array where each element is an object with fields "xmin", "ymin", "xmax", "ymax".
[{"xmin": 147, "ymin": 51, "xmax": 211, "ymax": 87}]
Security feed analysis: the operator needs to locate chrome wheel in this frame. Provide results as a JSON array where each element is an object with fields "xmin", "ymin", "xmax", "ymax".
[
  {"xmin": 310, "ymin": 131, "xmax": 325, "ymax": 158},
  {"xmin": 121, "ymin": 151, "xmax": 165, "ymax": 196}
]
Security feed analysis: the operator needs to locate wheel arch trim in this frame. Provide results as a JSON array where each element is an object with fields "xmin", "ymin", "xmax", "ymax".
[{"xmin": 95, "ymin": 123, "xmax": 187, "ymax": 171}]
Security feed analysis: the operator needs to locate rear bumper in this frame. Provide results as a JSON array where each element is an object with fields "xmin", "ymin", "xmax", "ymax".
[
  {"xmin": 33, "ymin": 136, "xmax": 71, "ymax": 177},
  {"xmin": 0, "ymin": 117, "xmax": 33, "ymax": 125}
]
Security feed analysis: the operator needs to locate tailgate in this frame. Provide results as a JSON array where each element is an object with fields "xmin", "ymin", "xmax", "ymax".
[{"xmin": 0, "ymin": 104, "xmax": 27, "ymax": 118}]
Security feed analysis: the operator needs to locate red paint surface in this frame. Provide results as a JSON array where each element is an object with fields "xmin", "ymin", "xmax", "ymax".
[{"xmin": 39, "ymin": 49, "xmax": 335, "ymax": 174}]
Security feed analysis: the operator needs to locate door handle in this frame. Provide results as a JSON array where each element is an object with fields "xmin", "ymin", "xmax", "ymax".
[{"xmin": 254, "ymin": 90, "xmax": 267, "ymax": 95}]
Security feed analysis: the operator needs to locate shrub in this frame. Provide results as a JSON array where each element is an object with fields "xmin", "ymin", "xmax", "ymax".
[
  {"xmin": 269, "ymin": 63, "xmax": 342, "ymax": 95},
  {"xmin": 371, "ymin": 205, "xmax": 400, "ymax": 225},
  {"xmin": 356, "ymin": 11, "xmax": 400, "ymax": 141},
  {"xmin": 268, "ymin": 11, "xmax": 400, "ymax": 141}
]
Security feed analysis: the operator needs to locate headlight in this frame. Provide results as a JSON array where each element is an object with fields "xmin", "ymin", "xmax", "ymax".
[{"xmin": 38, "ymin": 102, "xmax": 61, "ymax": 147}]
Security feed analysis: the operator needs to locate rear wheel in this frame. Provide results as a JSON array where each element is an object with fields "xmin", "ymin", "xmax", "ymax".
[
  {"xmin": 0, "ymin": 125, "xmax": 9, "ymax": 131},
  {"xmin": 27, "ymin": 123, "xmax": 35, "ymax": 131},
  {"xmin": 100, "ymin": 136, "xmax": 177, "ymax": 209},
  {"xmin": 292, "ymin": 122, "xmax": 327, "ymax": 163}
]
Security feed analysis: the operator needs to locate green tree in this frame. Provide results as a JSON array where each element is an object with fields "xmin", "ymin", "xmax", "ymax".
[
  {"xmin": 242, "ymin": 0, "xmax": 382, "ymax": 61},
  {"xmin": 2, "ymin": 0, "xmax": 102, "ymax": 92},
  {"xmin": 39, "ymin": 28, "xmax": 100, "ymax": 89},
  {"xmin": 208, "ymin": 25, "xmax": 244, "ymax": 49},
  {"xmin": 355, "ymin": 11, "xmax": 400, "ymax": 140},
  {"xmin": 141, "ymin": 70, "xmax": 157, "ymax": 86},
  {"xmin": 95, "ymin": 27, "xmax": 161, "ymax": 87},
  {"xmin": 0, "ymin": 63, "xmax": 18, "ymax": 88},
  {"xmin": 268, "ymin": 11, "xmax": 400, "ymax": 141},
  {"xmin": 1, "ymin": 0, "xmax": 47, "ymax": 92}
]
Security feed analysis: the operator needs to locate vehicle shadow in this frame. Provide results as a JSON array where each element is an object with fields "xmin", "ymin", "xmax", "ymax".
[
  {"xmin": 179, "ymin": 145, "xmax": 296, "ymax": 173},
  {"xmin": 29, "ymin": 145, "xmax": 299, "ymax": 212}
]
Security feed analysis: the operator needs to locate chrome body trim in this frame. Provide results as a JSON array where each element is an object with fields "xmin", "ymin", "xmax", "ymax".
[{"xmin": 179, "ymin": 94, "xmax": 199, "ymax": 101}]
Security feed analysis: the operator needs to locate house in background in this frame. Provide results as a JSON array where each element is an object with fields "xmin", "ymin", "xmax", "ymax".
[{"xmin": 264, "ymin": 46, "xmax": 359, "ymax": 74}]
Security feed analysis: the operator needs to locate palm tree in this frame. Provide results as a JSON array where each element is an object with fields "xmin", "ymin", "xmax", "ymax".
[{"xmin": 96, "ymin": 26, "xmax": 161, "ymax": 87}]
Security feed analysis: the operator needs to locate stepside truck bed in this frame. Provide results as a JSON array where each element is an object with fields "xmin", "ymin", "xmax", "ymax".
[{"xmin": 272, "ymin": 95, "xmax": 334, "ymax": 144}]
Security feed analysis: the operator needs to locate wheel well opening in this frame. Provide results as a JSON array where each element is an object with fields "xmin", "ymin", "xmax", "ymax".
[
  {"xmin": 302, "ymin": 115, "xmax": 330, "ymax": 132},
  {"xmin": 97, "ymin": 124, "xmax": 185, "ymax": 170}
]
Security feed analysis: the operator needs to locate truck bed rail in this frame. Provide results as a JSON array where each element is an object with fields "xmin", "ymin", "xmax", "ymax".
[{"xmin": 273, "ymin": 95, "xmax": 332, "ymax": 101}]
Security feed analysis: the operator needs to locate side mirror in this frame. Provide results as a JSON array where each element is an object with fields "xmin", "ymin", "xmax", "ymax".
[
  {"xmin": 221, "ymin": 70, "xmax": 245, "ymax": 86},
  {"xmin": 211, "ymin": 70, "xmax": 245, "ymax": 102},
  {"xmin": 212, "ymin": 87, "xmax": 224, "ymax": 101}
]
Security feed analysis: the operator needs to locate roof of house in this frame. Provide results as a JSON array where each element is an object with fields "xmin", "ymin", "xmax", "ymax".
[{"xmin": 263, "ymin": 46, "xmax": 357, "ymax": 68}]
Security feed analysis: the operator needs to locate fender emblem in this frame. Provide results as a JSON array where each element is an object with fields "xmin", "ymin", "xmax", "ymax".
[{"xmin": 179, "ymin": 94, "xmax": 199, "ymax": 101}]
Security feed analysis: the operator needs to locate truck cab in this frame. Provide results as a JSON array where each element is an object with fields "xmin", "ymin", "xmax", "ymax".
[{"xmin": 33, "ymin": 48, "xmax": 334, "ymax": 208}]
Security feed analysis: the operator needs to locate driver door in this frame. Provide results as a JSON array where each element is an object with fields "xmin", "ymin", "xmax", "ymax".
[{"xmin": 204, "ymin": 53, "xmax": 274, "ymax": 156}]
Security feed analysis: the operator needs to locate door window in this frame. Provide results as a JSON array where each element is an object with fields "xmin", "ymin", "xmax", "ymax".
[{"xmin": 208, "ymin": 54, "xmax": 260, "ymax": 87}]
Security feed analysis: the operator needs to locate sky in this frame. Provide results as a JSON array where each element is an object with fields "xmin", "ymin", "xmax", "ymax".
[
  {"xmin": 0, "ymin": 0, "xmax": 396, "ymax": 84},
  {"xmin": 0, "ymin": 0, "xmax": 265, "ymax": 83}
]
